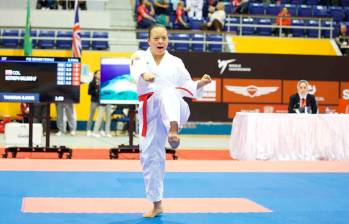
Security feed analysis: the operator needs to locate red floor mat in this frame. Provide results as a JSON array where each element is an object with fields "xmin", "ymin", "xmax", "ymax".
[{"xmin": 0, "ymin": 148, "xmax": 231, "ymax": 160}]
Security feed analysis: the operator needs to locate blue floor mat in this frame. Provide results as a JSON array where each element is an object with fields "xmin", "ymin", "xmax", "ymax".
[{"xmin": 0, "ymin": 172, "xmax": 348, "ymax": 224}]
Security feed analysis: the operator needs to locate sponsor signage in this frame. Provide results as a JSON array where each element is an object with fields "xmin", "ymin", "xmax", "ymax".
[
  {"xmin": 171, "ymin": 52, "xmax": 349, "ymax": 121},
  {"xmin": 340, "ymin": 82, "xmax": 349, "ymax": 100},
  {"xmin": 223, "ymin": 79, "xmax": 282, "ymax": 103},
  {"xmin": 193, "ymin": 79, "xmax": 221, "ymax": 102}
]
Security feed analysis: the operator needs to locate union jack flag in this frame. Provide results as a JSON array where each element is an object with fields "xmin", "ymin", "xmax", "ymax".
[{"xmin": 72, "ymin": 0, "xmax": 82, "ymax": 58}]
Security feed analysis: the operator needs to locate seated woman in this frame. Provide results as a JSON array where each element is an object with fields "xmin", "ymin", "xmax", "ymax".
[
  {"xmin": 288, "ymin": 80, "xmax": 317, "ymax": 114},
  {"xmin": 202, "ymin": 2, "xmax": 226, "ymax": 32},
  {"xmin": 174, "ymin": 1, "xmax": 190, "ymax": 29},
  {"xmin": 137, "ymin": 0, "xmax": 157, "ymax": 29},
  {"xmin": 335, "ymin": 24, "xmax": 349, "ymax": 56}
]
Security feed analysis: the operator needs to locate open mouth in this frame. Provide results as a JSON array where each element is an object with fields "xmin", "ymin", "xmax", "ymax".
[{"xmin": 157, "ymin": 46, "xmax": 164, "ymax": 50}]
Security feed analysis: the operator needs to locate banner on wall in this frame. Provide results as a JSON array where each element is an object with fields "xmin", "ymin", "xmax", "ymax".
[{"xmin": 174, "ymin": 52, "xmax": 349, "ymax": 121}]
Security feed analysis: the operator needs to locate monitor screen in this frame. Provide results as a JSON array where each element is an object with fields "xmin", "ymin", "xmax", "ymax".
[
  {"xmin": 100, "ymin": 58, "xmax": 138, "ymax": 105},
  {"xmin": 0, "ymin": 56, "xmax": 80, "ymax": 103}
]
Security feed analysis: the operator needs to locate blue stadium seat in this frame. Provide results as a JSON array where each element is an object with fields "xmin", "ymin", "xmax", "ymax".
[
  {"xmin": 249, "ymin": 3, "xmax": 265, "ymax": 15},
  {"xmin": 328, "ymin": 6, "xmax": 345, "ymax": 22},
  {"xmin": 290, "ymin": 0, "xmax": 303, "ymax": 4},
  {"xmin": 345, "ymin": 7, "xmax": 349, "ymax": 21},
  {"xmin": 280, "ymin": 0, "xmax": 291, "ymax": 4},
  {"xmin": 206, "ymin": 34, "xmax": 223, "ymax": 52},
  {"xmin": 19, "ymin": 30, "xmax": 37, "ymax": 47},
  {"xmin": 225, "ymin": 17, "xmax": 240, "ymax": 33},
  {"xmin": 137, "ymin": 32, "xmax": 148, "ymax": 50},
  {"xmin": 56, "ymin": 31, "xmax": 72, "ymax": 49},
  {"xmin": 291, "ymin": 19, "xmax": 305, "ymax": 37},
  {"xmin": 242, "ymin": 17, "xmax": 255, "ymax": 35},
  {"xmin": 297, "ymin": 5, "xmax": 313, "ymax": 17},
  {"xmin": 284, "ymin": 4, "xmax": 297, "ymax": 17},
  {"xmin": 305, "ymin": 0, "xmax": 318, "ymax": 5},
  {"xmin": 306, "ymin": 20, "xmax": 320, "ymax": 38},
  {"xmin": 167, "ymin": 32, "xmax": 173, "ymax": 51},
  {"xmin": 191, "ymin": 33, "xmax": 205, "ymax": 52},
  {"xmin": 342, "ymin": 0, "xmax": 349, "ymax": 7},
  {"xmin": 2, "ymin": 29, "xmax": 19, "ymax": 48},
  {"xmin": 92, "ymin": 31, "xmax": 109, "ymax": 50},
  {"xmin": 256, "ymin": 18, "xmax": 272, "ymax": 36},
  {"xmin": 266, "ymin": 4, "xmax": 283, "ymax": 16},
  {"xmin": 173, "ymin": 33, "xmax": 190, "ymax": 51},
  {"xmin": 188, "ymin": 18, "xmax": 204, "ymax": 30},
  {"xmin": 313, "ymin": 5, "xmax": 328, "ymax": 18},
  {"xmin": 322, "ymin": 21, "xmax": 338, "ymax": 38},
  {"xmin": 80, "ymin": 31, "xmax": 91, "ymax": 49},
  {"xmin": 37, "ymin": 30, "xmax": 55, "ymax": 49}
]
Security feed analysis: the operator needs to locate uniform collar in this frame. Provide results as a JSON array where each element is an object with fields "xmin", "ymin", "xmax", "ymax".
[{"xmin": 146, "ymin": 48, "xmax": 169, "ymax": 66}]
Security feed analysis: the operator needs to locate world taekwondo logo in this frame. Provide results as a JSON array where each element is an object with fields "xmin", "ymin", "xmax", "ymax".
[
  {"xmin": 217, "ymin": 59, "xmax": 236, "ymax": 74},
  {"xmin": 225, "ymin": 85, "xmax": 279, "ymax": 98},
  {"xmin": 217, "ymin": 59, "xmax": 251, "ymax": 74}
]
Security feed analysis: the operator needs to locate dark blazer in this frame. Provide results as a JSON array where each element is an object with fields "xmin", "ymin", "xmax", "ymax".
[
  {"xmin": 88, "ymin": 77, "xmax": 100, "ymax": 103},
  {"xmin": 288, "ymin": 93, "xmax": 317, "ymax": 114}
]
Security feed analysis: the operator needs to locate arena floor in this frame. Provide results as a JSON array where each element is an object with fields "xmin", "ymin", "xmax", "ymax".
[{"xmin": 0, "ymin": 134, "xmax": 348, "ymax": 224}]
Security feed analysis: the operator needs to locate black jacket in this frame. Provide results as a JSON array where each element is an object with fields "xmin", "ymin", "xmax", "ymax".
[
  {"xmin": 88, "ymin": 78, "xmax": 100, "ymax": 103},
  {"xmin": 288, "ymin": 93, "xmax": 317, "ymax": 114}
]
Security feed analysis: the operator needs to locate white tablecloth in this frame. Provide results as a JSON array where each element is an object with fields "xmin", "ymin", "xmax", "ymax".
[{"xmin": 229, "ymin": 112, "xmax": 349, "ymax": 160}]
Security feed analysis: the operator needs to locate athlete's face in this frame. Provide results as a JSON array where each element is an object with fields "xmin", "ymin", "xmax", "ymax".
[{"xmin": 148, "ymin": 26, "xmax": 168, "ymax": 57}]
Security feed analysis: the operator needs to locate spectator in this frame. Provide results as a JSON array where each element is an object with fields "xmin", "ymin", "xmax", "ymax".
[
  {"xmin": 153, "ymin": 0, "xmax": 170, "ymax": 15},
  {"xmin": 92, "ymin": 104, "xmax": 113, "ymax": 138},
  {"xmin": 174, "ymin": 1, "xmax": 190, "ymax": 29},
  {"xmin": 55, "ymin": 102, "xmax": 77, "ymax": 136},
  {"xmin": 335, "ymin": 24, "xmax": 349, "ymax": 56},
  {"xmin": 202, "ymin": 2, "xmax": 226, "ymax": 32},
  {"xmin": 233, "ymin": 0, "xmax": 249, "ymax": 14},
  {"xmin": 203, "ymin": 0, "xmax": 218, "ymax": 18},
  {"xmin": 137, "ymin": 0, "xmax": 157, "ymax": 29},
  {"xmin": 275, "ymin": 7, "xmax": 291, "ymax": 36},
  {"xmin": 186, "ymin": 0, "xmax": 204, "ymax": 20},
  {"xmin": 86, "ymin": 70, "xmax": 100, "ymax": 136}
]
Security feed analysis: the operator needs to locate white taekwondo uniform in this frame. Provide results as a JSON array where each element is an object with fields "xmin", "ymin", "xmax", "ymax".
[{"xmin": 130, "ymin": 48, "xmax": 203, "ymax": 202}]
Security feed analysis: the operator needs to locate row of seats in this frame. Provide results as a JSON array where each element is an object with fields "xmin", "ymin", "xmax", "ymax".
[
  {"xmin": 249, "ymin": 4, "xmax": 349, "ymax": 22},
  {"xmin": 137, "ymin": 32, "xmax": 224, "ymax": 52},
  {"xmin": 252, "ymin": 0, "xmax": 349, "ymax": 6},
  {"xmin": 0, "ymin": 30, "xmax": 109, "ymax": 50},
  {"xmin": 227, "ymin": 17, "xmax": 347, "ymax": 37}
]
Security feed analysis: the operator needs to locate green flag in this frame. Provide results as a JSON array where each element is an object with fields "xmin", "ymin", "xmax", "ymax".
[{"xmin": 24, "ymin": 0, "xmax": 32, "ymax": 56}]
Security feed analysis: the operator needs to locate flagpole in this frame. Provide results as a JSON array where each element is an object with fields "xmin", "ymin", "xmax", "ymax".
[{"xmin": 24, "ymin": 0, "xmax": 32, "ymax": 56}]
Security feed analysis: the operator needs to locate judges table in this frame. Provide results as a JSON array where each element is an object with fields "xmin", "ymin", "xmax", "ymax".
[{"xmin": 229, "ymin": 112, "xmax": 349, "ymax": 160}]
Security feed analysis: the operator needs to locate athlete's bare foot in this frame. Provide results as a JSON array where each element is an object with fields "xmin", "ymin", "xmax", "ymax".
[
  {"xmin": 168, "ymin": 121, "xmax": 180, "ymax": 149},
  {"xmin": 143, "ymin": 201, "xmax": 163, "ymax": 218}
]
